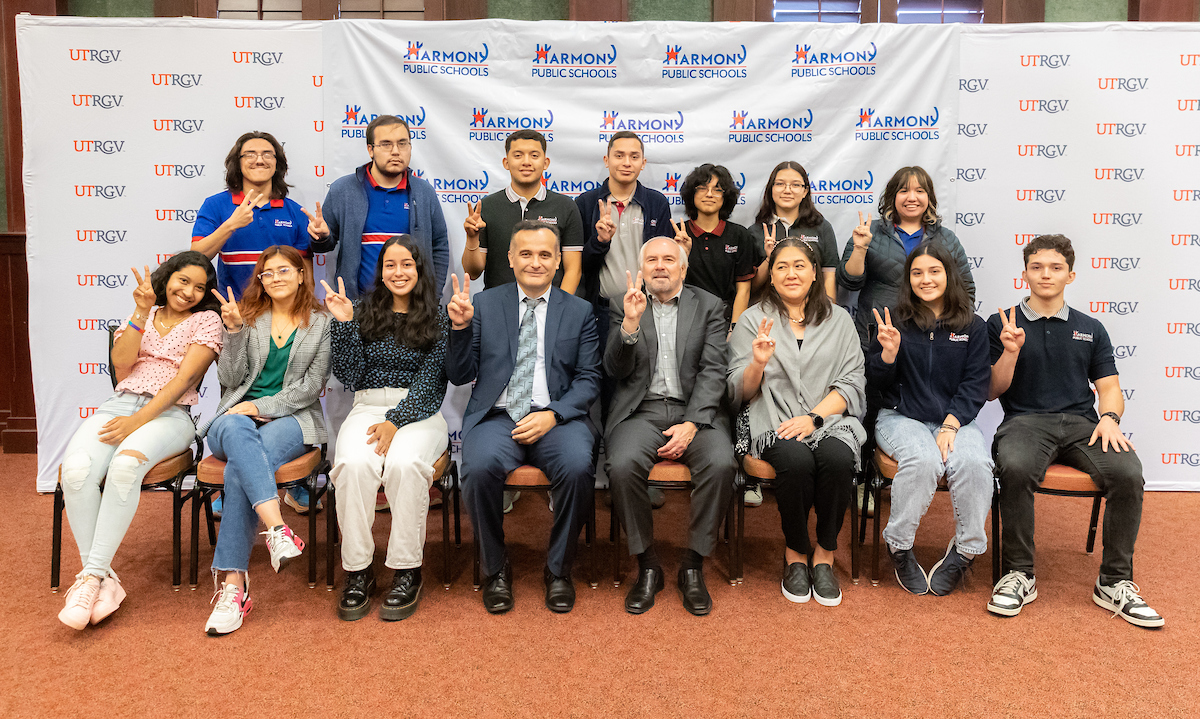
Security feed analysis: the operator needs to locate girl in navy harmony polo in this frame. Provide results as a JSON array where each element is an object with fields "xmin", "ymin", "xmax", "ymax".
[{"xmin": 865, "ymin": 242, "xmax": 992, "ymax": 597}]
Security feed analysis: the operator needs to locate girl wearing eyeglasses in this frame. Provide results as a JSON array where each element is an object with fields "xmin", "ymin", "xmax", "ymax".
[
  {"xmin": 750, "ymin": 161, "xmax": 838, "ymax": 302},
  {"xmin": 198, "ymin": 245, "xmax": 331, "ymax": 636}
]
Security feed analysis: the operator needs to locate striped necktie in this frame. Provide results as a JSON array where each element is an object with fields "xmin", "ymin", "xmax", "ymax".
[{"xmin": 506, "ymin": 296, "xmax": 543, "ymax": 422}]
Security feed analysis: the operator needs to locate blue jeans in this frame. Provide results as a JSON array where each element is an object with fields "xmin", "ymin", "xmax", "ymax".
[
  {"xmin": 875, "ymin": 409, "xmax": 994, "ymax": 556},
  {"xmin": 208, "ymin": 413, "xmax": 307, "ymax": 573}
]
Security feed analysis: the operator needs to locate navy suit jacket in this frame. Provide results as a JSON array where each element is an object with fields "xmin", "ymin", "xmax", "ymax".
[{"xmin": 447, "ymin": 283, "xmax": 601, "ymax": 439}]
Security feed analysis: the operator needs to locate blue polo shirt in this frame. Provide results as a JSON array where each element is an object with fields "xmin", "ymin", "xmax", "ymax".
[
  {"xmin": 895, "ymin": 225, "xmax": 924, "ymax": 256},
  {"xmin": 359, "ymin": 166, "xmax": 411, "ymax": 293},
  {"xmin": 192, "ymin": 190, "xmax": 311, "ymax": 298}
]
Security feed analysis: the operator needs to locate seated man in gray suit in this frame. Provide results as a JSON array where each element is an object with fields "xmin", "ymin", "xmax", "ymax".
[{"xmin": 605, "ymin": 236, "xmax": 736, "ymax": 616}]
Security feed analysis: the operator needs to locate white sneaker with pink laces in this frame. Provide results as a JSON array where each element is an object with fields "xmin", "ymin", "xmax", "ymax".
[
  {"xmin": 90, "ymin": 571, "xmax": 127, "ymax": 625},
  {"xmin": 58, "ymin": 575, "xmax": 102, "ymax": 630},
  {"xmin": 262, "ymin": 524, "xmax": 304, "ymax": 572},
  {"xmin": 205, "ymin": 582, "xmax": 253, "ymax": 636}
]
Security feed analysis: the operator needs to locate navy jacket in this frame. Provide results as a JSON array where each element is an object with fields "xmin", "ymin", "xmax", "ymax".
[
  {"xmin": 576, "ymin": 179, "xmax": 673, "ymax": 305},
  {"xmin": 446, "ymin": 283, "xmax": 601, "ymax": 439},
  {"xmin": 865, "ymin": 314, "xmax": 990, "ymax": 426}
]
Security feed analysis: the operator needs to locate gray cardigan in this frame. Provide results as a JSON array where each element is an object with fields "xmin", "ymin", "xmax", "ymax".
[
  {"xmin": 728, "ymin": 302, "xmax": 866, "ymax": 460},
  {"xmin": 198, "ymin": 310, "xmax": 332, "ymax": 444}
]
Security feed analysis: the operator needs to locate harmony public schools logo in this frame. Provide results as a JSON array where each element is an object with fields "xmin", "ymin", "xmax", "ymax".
[
  {"xmin": 662, "ymin": 44, "xmax": 747, "ymax": 80},
  {"xmin": 809, "ymin": 171, "xmax": 874, "ymax": 206},
  {"xmin": 599, "ymin": 111, "xmax": 684, "ymax": 145},
  {"xmin": 403, "ymin": 41, "xmax": 489, "ymax": 77},
  {"xmin": 232, "ymin": 51, "xmax": 283, "ymax": 65},
  {"xmin": 661, "ymin": 171, "xmax": 746, "ymax": 208},
  {"xmin": 728, "ymin": 109, "xmax": 813, "ymax": 144},
  {"xmin": 543, "ymin": 172, "xmax": 603, "ymax": 198},
  {"xmin": 425, "ymin": 168, "xmax": 490, "ymax": 205},
  {"xmin": 1071, "ymin": 330, "xmax": 1093, "ymax": 342},
  {"xmin": 469, "ymin": 107, "xmax": 554, "ymax": 142},
  {"xmin": 69, "ymin": 49, "xmax": 120, "ymax": 63},
  {"xmin": 792, "ymin": 42, "xmax": 877, "ymax": 78},
  {"xmin": 341, "ymin": 105, "xmax": 427, "ymax": 140},
  {"xmin": 531, "ymin": 44, "xmax": 617, "ymax": 79},
  {"xmin": 855, "ymin": 107, "xmax": 940, "ymax": 142}
]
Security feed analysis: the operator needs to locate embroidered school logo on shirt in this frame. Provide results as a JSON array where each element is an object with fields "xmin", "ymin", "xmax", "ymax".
[
  {"xmin": 725, "ymin": 244, "xmax": 738, "ymax": 253},
  {"xmin": 948, "ymin": 333, "xmax": 970, "ymax": 342},
  {"xmin": 536, "ymin": 215, "xmax": 559, "ymax": 224},
  {"xmin": 275, "ymin": 219, "xmax": 293, "ymax": 227},
  {"xmin": 1073, "ymin": 330, "xmax": 1094, "ymax": 342}
]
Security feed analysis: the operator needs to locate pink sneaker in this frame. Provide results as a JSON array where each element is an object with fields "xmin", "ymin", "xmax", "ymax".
[
  {"xmin": 90, "ymin": 571, "xmax": 127, "ymax": 625},
  {"xmin": 58, "ymin": 575, "xmax": 102, "ymax": 630},
  {"xmin": 205, "ymin": 582, "xmax": 253, "ymax": 636},
  {"xmin": 262, "ymin": 524, "xmax": 304, "ymax": 573}
]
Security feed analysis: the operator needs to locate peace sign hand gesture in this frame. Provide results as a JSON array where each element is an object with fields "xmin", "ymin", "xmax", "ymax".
[
  {"xmin": 852, "ymin": 211, "xmax": 873, "ymax": 251},
  {"xmin": 130, "ymin": 265, "xmax": 155, "ymax": 312},
  {"xmin": 873, "ymin": 307, "xmax": 901, "ymax": 363},
  {"xmin": 302, "ymin": 201, "xmax": 329, "ymax": 240},
  {"xmin": 670, "ymin": 219, "xmax": 692, "ymax": 256},
  {"xmin": 227, "ymin": 189, "xmax": 264, "ymax": 232},
  {"xmin": 463, "ymin": 201, "xmax": 486, "ymax": 242},
  {"xmin": 763, "ymin": 222, "xmax": 778, "ymax": 256},
  {"xmin": 321, "ymin": 277, "xmax": 354, "ymax": 322},
  {"xmin": 211, "ymin": 286, "xmax": 244, "ymax": 331},
  {"xmin": 998, "ymin": 306, "xmax": 1026, "ymax": 354},
  {"xmin": 596, "ymin": 199, "xmax": 617, "ymax": 243},
  {"xmin": 621, "ymin": 270, "xmax": 646, "ymax": 334},
  {"xmin": 751, "ymin": 318, "xmax": 776, "ymax": 367},
  {"xmin": 447, "ymin": 274, "xmax": 474, "ymax": 330}
]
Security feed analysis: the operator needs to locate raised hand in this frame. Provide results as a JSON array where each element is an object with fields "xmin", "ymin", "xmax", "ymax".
[
  {"xmin": 763, "ymin": 222, "xmax": 777, "ymax": 256},
  {"xmin": 873, "ymin": 307, "xmax": 901, "ymax": 362},
  {"xmin": 227, "ymin": 189, "xmax": 263, "ymax": 231},
  {"xmin": 998, "ymin": 306, "xmax": 1027, "ymax": 354},
  {"xmin": 596, "ymin": 198, "xmax": 616, "ymax": 243},
  {"xmin": 670, "ymin": 219, "xmax": 692, "ymax": 256},
  {"xmin": 463, "ymin": 201, "xmax": 486, "ymax": 242},
  {"xmin": 302, "ymin": 201, "xmax": 329, "ymax": 239},
  {"xmin": 130, "ymin": 264, "xmax": 155, "ymax": 311},
  {"xmin": 621, "ymin": 270, "xmax": 647, "ymax": 333},
  {"xmin": 852, "ymin": 210, "xmax": 873, "ymax": 251},
  {"xmin": 320, "ymin": 277, "xmax": 354, "ymax": 322},
  {"xmin": 751, "ymin": 317, "xmax": 776, "ymax": 367},
  {"xmin": 447, "ymin": 274, "xmax": 474, "ymax": 329},
  {"xmin": 211, "ymin": 286, "xmax": 244, "ymax": 331}
]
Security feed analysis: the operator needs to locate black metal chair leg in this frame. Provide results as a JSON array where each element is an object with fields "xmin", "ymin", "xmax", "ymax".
[
  {"xmin": 452, "ymin": 464, "xmax": 462, "ymax": 548},
  {"xmin": 991, "ymin": 480, "xmax": 1001, "ymax": 585},
  {"xmin": 1086, "ymin": 496, "xmax": 1102, "ymax": 554},
  {"xmin": 326, "ymin": 476, "xmax": 337, "ymax": 591},
  {"xmin": 307, "ymin": 478, "xmax": 318, "ymax": 588},
  {"xmin": 870, "ymin": 479, "xmax": 883, "ymax": 586},
  {"xmin": 611, "ymin": 506, "xmax": 622, "ymax": 587},
  {"xmin": 204, "ymin": 495, "xmax": 217, "ymax": 546},
  {"xmin": 587, "ymin": 494, "xmax": 598, "ymax": 589},
  {"xmin": 735, "ymin": 485, "xmax": 744, "ymax": 584},
  {"xmin": 472, "ymin": 526, "xmax": 481, "ymax": 590},
  {"xmin": 172, "ymin": 480, "xmax": 183, "ymax": 591},
  {"xmin": 51, "ymin": 483, "xmax": 64, "ymax": 592},
  {"xmin": 190, "ymin": 486, "xmax": 204, "ymax": 589},
  {"xmin": 441, "ymin": 479, "xmax": 451, "ymax": 589},
  {"xmin": 850, "ymin": 474, "xmax": 860, "ymax": 585}
]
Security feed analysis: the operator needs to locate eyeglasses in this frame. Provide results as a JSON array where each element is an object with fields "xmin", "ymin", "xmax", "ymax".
[
  {"xmin": 371, "ymin": 140, "xmax": 411, "ymax": 152},
  {"xmin": 773, "ymin": 181, "xmax": 808, "ymax": 191},
  {"xmin": 258, "ymin": 267, "xmax": 298, "ymax": 282},
  {"xmin": 240, "ymin": 151, "xmax": 276, "ymax": 161},
  {"xmin": 698, "ymin": 186, "xmax": 725, "ymax": 197}
]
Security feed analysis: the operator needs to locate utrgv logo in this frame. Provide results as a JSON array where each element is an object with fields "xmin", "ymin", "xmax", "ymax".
[
  {"xmin": 77, "ymin": 319, "xmax": 124, "ymax": 330},
  {"xmin": 1098, "ymin": 77, "xmax": 1148, "ymax": 91},
  {"xmin": 1166, "ymin": 322, "xmax": 1200, "ymax": 335},
  {"xmin": 431, "ymin": 171, "xmax": 489, "ymax": 204},
  {"xmin": 73, "ymin": 140, "xmax": 124, "ymax": 154},
  {"xmin": 1093, "ymin": 213, "xmax": 1142, "ymax": 226},
  {"xmin": 955, "ymin": 212, "xmax": 985, "ymax": 226},
  {"xmin": 1165, "ymin": 366, "xmax": 1200, "ymax": 379},
  {"xmin": 1095, "ymin": 168, "xmax": 1144, "ymax": 182},
  {"xmin": 77, "ymin": 274, "xmax": 129, "ymax": 288},
  {"xmin": 154, "ymin": 164, "xmax": 205, "ymax": 178},
  {"xmin": 1017, "ymin": 144, "xmax": 1067, "ymax": 158},
  {"xmin": 1091, "ymin": 257, "xmax": 1141, "ymax": 270},
  {"xmin": 792, "ymin": 42, "xmax": 877, "ymax": 78},
  {"xmin": 1018, "ymin": 99, "xmax": 1069, "ymax": 113},
  {"xmin": 235, "ymin": 96, "xmax": 284, "ymax": 110},
  {"xmin": 810, "ymin": 172, "xmax": 874, "ymax": 206},
  {"xmin": 150, "ymin": 73, "xmax": 202, "ymax": 87},
  {"xmin": 152, "ymin": 119, "xmax": 203, "ymax": 133},
  {"xmin": 75, "ymin": 185, "xmax": 125, "ymax": 199},
  {"xmin": 959, "ymin": 78, "xmax": 989, "ymax": 92},
  {"xmin": 1015, "ymin": 189, "xmax": 1066, "ymax": 203},
  {"xmin": 1161, "ymin": 452, "xmax": 1200, "ymax": 465},
  {"xmin": 958, "ymin": 123, "xmax": 987, "ymax": 137},
  {"xmin": 956, "ymin": 168, "xmax": 987, "ymax": 182},
  {"xmin": 403, "ymin": 40, "xmax": 490, "ymax": 76},
  {"xmin": 1088, "ymin": 301, "xmax": 1138, "ymax": 315},
  {"xmin": 1096, "ymin": 123, "xmax": 1146, "ymax": 136},
  {"xmin": 1180, "ymin": 99, "xmax": 1200, "ymax": 111},
  {"xmin": 70, "ymin": 49, "xmax": 120, "ymax": 63},
  {"xmin": 77, "ymin": 230, "xmax": 127, "ymax": 244},
  {"xmin": 232, "ymin": 51, "xmax": 283, "ymax": 65},
  {"xmin": 72, "ymin": 94, "xmax": 123, "ymax": 109},
  {"xmin": 155, "ymin": 209, "xmax": 198, "ymax": 222},
  {"xmin": 1174, "ymin": 190, "xmax": 1200, "ymax": 201},
  {"xmin": 1112, "ymin": 345, "xmax": 1136, "ymax": 359},
  {"xmin": 1020, "ymin": 54, "xmax": 1070, "ymax": 68}
]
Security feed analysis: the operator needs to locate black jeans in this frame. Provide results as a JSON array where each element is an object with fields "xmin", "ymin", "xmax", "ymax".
[
  {"xmin": 993, "ymin": 413, "xmax": 1144, "ymax": 583},
  {"xmin": 761, "ymin": 436, "xmax": 855, "ymax": 556}
]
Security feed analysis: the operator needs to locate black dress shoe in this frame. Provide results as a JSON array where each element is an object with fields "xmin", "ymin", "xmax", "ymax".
[
  {"xmin": 543, "ymin": 566, "xmax": 576, "ymax": 613},
  {"xmin": 677, "ymin": 567, "xmax": 712, "ymax": 616},
  {"xmin": 338, "ymin": 566, "xmax": 376, "ymax": 621},
  {"xmin": 625, "ymin": 566, "xmax": 665, "ymax": 614},
  {"xmin": 379, "ymin": 567, "xmax": 422, "ymax": 621},
  {"xmin": 482, "ymin": 562, "xmax": 514, "ymax": 614}
]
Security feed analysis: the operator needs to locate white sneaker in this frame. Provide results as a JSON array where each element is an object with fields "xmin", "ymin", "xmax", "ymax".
[
  {"xmin": 262, "ymin": 524, "xmax": 305, "ymax": 573},
  {"xmin": 205, "ymin": 582, "xmax": 253, "ymax": 636},
  {"xmin": 744, "ymin": 485, "xmax": 763, "ymax": 508},
  {"xmin": 90, "ymin": 571, "xmax": 127, "ymax": 625},
  {"xmin": 58, "ymin": 575, "xmax": 102, "ymax": 630},
  {"xmin": 503, "ymin": 490, "xmax": 521, "ymax": 514},
  {"xmin": 1093, "ymin": 579, "xmax": 1164, "ymax": 628},
  {"xmin": 987, "ymin": 570, "xmax": 1037, "ymax": 617}
]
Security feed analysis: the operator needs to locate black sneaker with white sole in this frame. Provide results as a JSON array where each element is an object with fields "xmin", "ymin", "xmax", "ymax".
[
  {"xmin": 987, "ymin": 570, "xmax": 1036, "ymax": 617},
  {"xmin": 887, "ymin": 545, "xmax": 929, "ymax": 595},
  {"xmin": 928, "ymin": 541, "xmax": 973, "ymax": 596},
  {"xmin": 811, "ymin": 563, "xmax": 842, "ymax": 606},
  {"xmin": 781, "ymin": 562, "xmax": 811, "ymax": 603},
  {"xmin": 1093, "ymin": 579, "xmax": 1164, "ymax": 628}
]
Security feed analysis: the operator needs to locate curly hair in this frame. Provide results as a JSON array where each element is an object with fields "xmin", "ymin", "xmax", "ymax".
[
  {"xmin": 223, "ymin": 131, "xmax": 290, "ymax": 199},
  {"xmin": 681, "ymin": 163, "xmax": 739, "ymax": 221},
  {"xmin": 151, "ymin": 250, "xmax": 221, "ymax": 315}
]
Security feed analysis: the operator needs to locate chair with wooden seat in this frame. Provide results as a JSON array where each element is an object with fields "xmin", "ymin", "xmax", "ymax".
[
  {"xmin": 859, "ymin": 447, "xmax": 1001, "ymax": 587},
  {"xmin": 738, "ymin": 455, "xmax": 860, "ymax": 586},
  {"xmin": 609, "ymin": 460, "xmax": 737, "ymax": 587},
  {"xmin": 998, "ymin": 462, "xmax": 1105, "ymax": 560},
  {"xmin": 471, "ymin": 465, "xmax": 597, "ymax": 590}
]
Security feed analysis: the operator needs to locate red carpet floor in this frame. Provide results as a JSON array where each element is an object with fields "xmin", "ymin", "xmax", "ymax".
[{"xmin": 2, "ymin": 450, "xmax": 1196, "ymax": 718}]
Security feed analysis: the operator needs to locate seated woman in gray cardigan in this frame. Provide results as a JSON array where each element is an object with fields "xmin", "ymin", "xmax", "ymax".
[
  {"xmin": 199, "ymin": 245, "xmax": 332, "ymax": 636},
  {"xmin": 729, "ymin": 239, "xmax": 866, "ymax": 608}
]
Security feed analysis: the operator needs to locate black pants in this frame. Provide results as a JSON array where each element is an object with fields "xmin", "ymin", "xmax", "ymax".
[
  {"xmin": 993, "ymin": 413, "xmax": 1144, "ymax": 583},
  {"xmin": 761, "ymin": 436, "xmax": 855, "ymax": 556}
]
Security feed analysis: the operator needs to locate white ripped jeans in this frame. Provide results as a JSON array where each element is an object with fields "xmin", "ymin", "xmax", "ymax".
[{"xmin": 61, "ymin": 391, "xmax": 196, "ymax": 579}]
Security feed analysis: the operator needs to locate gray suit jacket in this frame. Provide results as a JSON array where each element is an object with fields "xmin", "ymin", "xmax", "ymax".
[
  {"xmin": 199, "ymin": 310, "xmax": 332, "ymax": 444},
  {"xmin": 603, "ymin": 284, "xmax": 728, "ymax": 439}
]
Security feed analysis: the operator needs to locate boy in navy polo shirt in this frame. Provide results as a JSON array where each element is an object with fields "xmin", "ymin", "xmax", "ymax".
[
  {"xmin": 986, "ymin": 234, "xmax": 1162, "ymax": 628},
  {"xmin": 192, "ymin": 131, "xmax": 312, "ymax": 299}
]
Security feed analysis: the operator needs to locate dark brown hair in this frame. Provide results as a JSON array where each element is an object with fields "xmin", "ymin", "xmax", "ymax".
[
  {"xmin": 223, "ymin": 131, "xmax": 290, "ymax": 199},
  {"xmin": 878, "ymin": 166, "xmax": 938, "ymax": 227},
  {"xmin": 681, "ymin": 163, "xmax": 738, "ymax": 221},
  {"xmin": 606, "ymin": 130, "xmax": 644, "ymax": 153},
  {"xmin": 760, "ymin": 239, "xmax": 831, "ymax": 327},
  {"xmin": 1023, "ymin": 234, "xmax": 1075, "ymax": 270},
  {"xmin": 239, "ymin": 245, "xmax": 322, "ymax": 329},
  {"xmin": 365, "ymin": 115, "xmax": 411, "ymax": 145},
  {"xmin": 356, "ymin": 235, "xmax": 440, "ymax": 351},
  {"xmin": 754, "ymin": 161, "xmax": 824, "ymax": 229},
  {"xmin": 893, "ymin": 242, "xmax": 975, "ymax": 332},
  {"xmin": 151, "ymin": 250, "xmax": 221, "ymax": 315},
  {"xmin": 505, "ymin": 129, "xmax": 547, "ymax": 153}
]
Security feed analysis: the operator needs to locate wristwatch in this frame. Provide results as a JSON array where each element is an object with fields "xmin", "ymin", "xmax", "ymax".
[
  {"xmin": 806, "ymin": 412, "xmax": 824, "ymax": 429},
  {"xmin": 1101, "ymin": 411, "xmax": 1121, "ymax": 425}
]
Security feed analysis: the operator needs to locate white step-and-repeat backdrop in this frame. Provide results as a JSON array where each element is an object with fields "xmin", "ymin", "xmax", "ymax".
[{"xmin": 17, "ymin": 17, "xmax": 1199, "ymax": 491}]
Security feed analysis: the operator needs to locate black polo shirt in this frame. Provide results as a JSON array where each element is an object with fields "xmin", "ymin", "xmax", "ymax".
[
  {"xmin": 987, "ymin": 300, "xmax": 1118, "ymax": 422},
  {"xmin": 478, "ymin": 185, "xmax": 583, "ymax": 289},
  {"xmin": 684, "ymin": 219, "xmax": 761, "ymax": 307}
]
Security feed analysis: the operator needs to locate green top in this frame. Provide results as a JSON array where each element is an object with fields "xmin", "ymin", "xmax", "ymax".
[{"xmin": 244, "ymin": 329, "xmax": 295, "ymax": 401}]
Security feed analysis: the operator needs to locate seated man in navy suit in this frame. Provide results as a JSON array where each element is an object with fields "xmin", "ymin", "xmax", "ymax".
[{"xmin": 447, "ymin": 219, "xmax": 601, "ymax": 614}]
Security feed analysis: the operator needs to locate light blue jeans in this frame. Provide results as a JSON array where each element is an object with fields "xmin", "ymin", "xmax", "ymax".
[
  {"xmin": 61, "ymin": 391, "xmax": 197, "ymax": 578},
  {"xmin": 875, "ymin": 408, "xmax": 994, "ymax": 556},
  {"xmin": 207, "ymin": 413, "xmax": 307, "ymax": 573}
]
